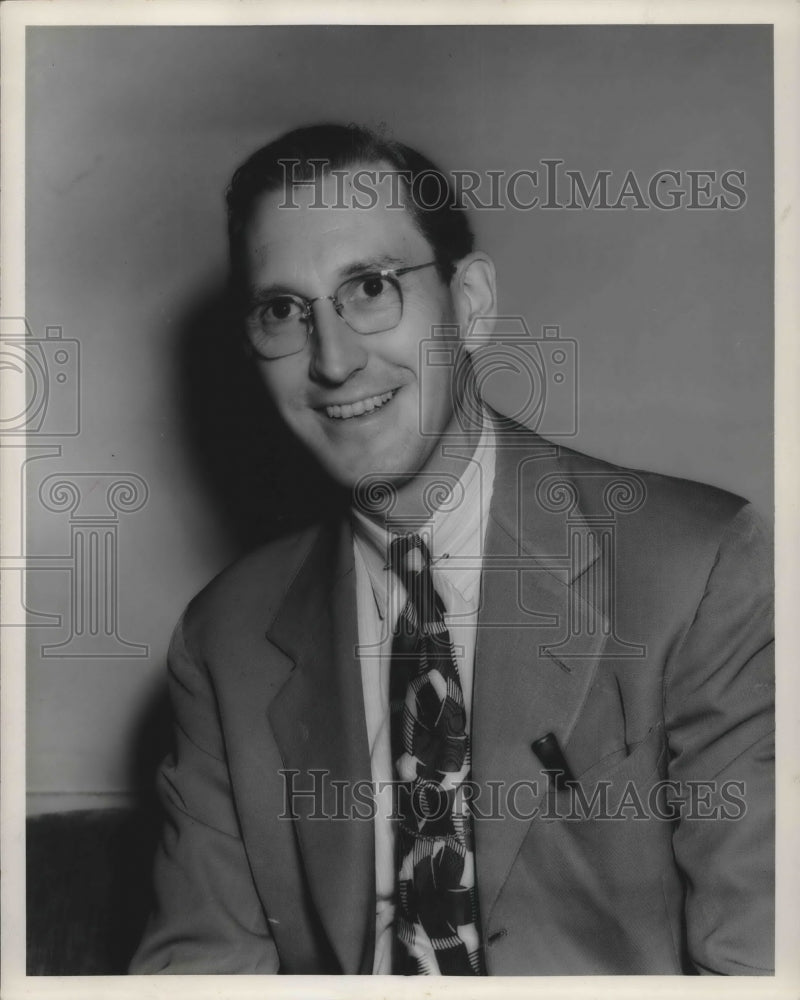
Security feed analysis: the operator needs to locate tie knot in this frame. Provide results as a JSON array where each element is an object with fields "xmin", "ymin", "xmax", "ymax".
[{"xmin": 389, "ymin": 533, "xmax": 432, "ymax": 583}]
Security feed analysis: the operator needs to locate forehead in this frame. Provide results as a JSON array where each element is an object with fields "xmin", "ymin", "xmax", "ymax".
[{"xmin": 242, "ymin": 163, "xmax": 430, "ymax": 283}]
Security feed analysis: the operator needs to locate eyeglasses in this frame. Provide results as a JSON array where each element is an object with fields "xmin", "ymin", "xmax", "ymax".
[{"xmin": 244, "ymin": 261, "xmax": 439, "ymax": 360}]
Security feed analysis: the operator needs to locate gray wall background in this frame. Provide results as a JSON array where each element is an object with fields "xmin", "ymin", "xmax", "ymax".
[{"xmin": 24, "ymin": 25, "xmax": 773, "ymax": 811}]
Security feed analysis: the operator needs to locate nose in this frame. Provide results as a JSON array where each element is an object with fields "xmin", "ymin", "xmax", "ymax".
[{"xmin": 308, "ymin": 299, "xmax": 368, "ymax": 385}]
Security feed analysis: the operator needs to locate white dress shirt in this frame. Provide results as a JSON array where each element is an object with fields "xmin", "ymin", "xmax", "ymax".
[{"xmin": 351, "ymin": 418, "xmax": 497, "ymax": 974}]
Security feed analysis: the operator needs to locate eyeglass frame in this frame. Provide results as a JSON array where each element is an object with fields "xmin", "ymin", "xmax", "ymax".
[{"xmin": 242, "ymin": 260, "xmax": 442, "ymax": 360}]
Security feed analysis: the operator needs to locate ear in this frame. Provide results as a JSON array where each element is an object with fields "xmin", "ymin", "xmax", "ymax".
[{"xmin": 450, "ymin": 252, "xmax": 497, "ymax": 350}]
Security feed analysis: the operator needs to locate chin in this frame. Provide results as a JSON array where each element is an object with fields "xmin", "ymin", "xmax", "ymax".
[
  {"xmin": 319, "ymin": 447, "xmax": 424, "ymax": 506},
  {"xmin": 327, "ymin": 457, "xmax": 413, "ymax": 492}
]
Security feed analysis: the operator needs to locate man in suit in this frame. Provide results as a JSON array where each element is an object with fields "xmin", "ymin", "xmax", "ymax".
[{"xmin": 130, "ymin": 124, "xmax": 774, "ymax": 976}]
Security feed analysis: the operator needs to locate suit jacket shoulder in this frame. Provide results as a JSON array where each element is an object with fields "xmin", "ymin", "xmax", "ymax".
[
  {"xmin": 552, "ymin": 436, "xmax": 751, "ymax": 526},
  {"xmin": 181, "ymin": 522, "xmax": 326, "ymax": 659},
  {"xmin": 544, "ymin": 436, "xmax": 770, "ymax": 597},
  {"xmin": 493, "ymin": 420, "xmax": 766, "ymax": 572}
]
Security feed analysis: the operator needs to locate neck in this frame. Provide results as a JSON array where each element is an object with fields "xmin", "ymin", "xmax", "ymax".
[{"xmin": 355, "ymin": 405, "xmax": 484, "ymax": 531}]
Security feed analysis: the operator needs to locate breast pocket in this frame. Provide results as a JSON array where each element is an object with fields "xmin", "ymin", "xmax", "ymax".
[
  {"xmin": 571, "ymin": 720, "xmax": 668, "ymax": 809},
  {"xmin": 531, "ymin": 722, "xmax": 673, "ymax": 895}
]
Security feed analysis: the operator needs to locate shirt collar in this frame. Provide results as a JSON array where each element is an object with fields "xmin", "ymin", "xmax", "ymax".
[{"xmin": 352, "ymin": 411, "xmax": 497, "ymax": 619}]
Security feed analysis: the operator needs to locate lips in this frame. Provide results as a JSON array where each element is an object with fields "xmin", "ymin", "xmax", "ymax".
[{"xmin": 325, "ymin": 389, "xmax": 396, "ymax": 420}]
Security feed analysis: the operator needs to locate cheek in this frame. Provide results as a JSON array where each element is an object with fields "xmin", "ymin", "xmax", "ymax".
[
  {"xmin": 256, "ymin": 364, "xmax": 306, "ymax": 413},
  {"xmin": 400, "ymin": 295, "xmax": 458, "ymax": 382}
]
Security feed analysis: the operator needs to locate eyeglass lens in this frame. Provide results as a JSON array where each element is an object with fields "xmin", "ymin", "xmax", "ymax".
[{"xmin": 247, "ymin": 272, "xmax": 403, "ymax": 358}]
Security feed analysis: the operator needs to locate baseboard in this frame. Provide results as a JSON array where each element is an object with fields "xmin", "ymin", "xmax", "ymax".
[{"xmin": 26, "ymin": 791, "xmax": 138, "ymax": 816}]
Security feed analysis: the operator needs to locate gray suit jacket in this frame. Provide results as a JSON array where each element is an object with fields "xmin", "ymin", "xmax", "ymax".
[{"xmin": 130, "ymin": 421, "xmax": 774, "ymax": 975}]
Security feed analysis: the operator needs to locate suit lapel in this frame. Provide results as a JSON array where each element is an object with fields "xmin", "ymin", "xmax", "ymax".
[
  {"xmin": 472, "ymin": 430, "xmax": 609, "ymax": 927},
  {"xmin": 265, "ymin": 518, "xmax": 374, "ymax": 975}
]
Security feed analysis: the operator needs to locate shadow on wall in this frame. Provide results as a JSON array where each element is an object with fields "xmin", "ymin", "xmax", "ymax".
[
  {"xmin": 130, "ymin": 283, "xmax": 348, "ymax": 814},
  {"xmin": 128, "ymin": 283, "xmax": 347, "ymax": 811},
  {"xmin": 173, "ymin": 282, "xmax": 348, "ymax": 554}
]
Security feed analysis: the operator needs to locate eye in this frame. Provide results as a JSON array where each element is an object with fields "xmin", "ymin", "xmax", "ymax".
[
  {"xmin": 351, "ymin": 274, "xmax": 391, "ymax": 301},
  {"xmin": 362, "ymin": 276, "xmax": 387, "ymax": 298},
  {"xmin": 259, "ymin": 297, "xmax": 304, "ymax": 325}
]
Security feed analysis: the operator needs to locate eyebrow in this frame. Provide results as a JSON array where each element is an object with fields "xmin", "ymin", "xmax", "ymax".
[
  {"xmin": 339, "ymin": 254, "xmax": 407, "ymax": 278},
  {"xmin": 247, "ymin": 254, "xmax": 408, "ymax": 305}
]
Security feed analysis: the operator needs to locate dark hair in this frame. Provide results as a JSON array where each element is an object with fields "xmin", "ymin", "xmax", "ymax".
[{"xmin": 225, "ymin": 122, "xmax": 475, "ymax": 297}]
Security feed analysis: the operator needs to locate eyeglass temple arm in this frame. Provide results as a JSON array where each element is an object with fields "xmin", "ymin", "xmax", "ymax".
[{"xmin": 390, "ymin": 261, "xmax": 438, "ymax": 277}]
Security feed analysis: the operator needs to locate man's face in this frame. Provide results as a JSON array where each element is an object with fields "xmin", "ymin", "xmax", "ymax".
[{"xmin": 241, "ymin": 166, "xmax": 462, "ymax": 490}]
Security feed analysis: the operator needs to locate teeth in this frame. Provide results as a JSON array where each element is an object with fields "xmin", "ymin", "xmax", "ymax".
[{"xmin": 326, "ymin": 390, "xmax": 394, "ymax": 420}]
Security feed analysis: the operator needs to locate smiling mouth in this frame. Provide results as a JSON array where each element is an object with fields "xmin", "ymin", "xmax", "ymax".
[{"xmin": 324, "ymin": 389, "xmax": 396, "ymax": 420}]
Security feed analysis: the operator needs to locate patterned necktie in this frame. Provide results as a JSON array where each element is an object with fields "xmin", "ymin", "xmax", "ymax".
[{"xmin": 388, "ymin": 532, "xmax": 485, "ymax": 976}]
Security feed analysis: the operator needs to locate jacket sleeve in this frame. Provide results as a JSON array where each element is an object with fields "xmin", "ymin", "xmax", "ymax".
[
  {"xmin": 664, "ymin": 502, "xmax": 774, "ymax": 974},
  {"xmin": 128, "ymin": 614, "xmax": 280, "ymax": 974}
]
